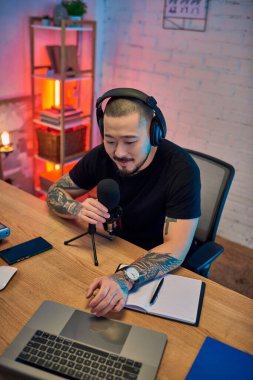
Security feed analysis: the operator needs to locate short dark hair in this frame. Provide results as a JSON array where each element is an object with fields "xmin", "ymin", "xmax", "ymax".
[{"xmin": 104, "ymin": 97, "xmax": 153, "ymax": 123}]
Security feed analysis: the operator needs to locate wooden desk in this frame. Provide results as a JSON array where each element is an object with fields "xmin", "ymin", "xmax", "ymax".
[{"xmin": 0, "ymin": 180, "xmax": 253, "ymax": 380}]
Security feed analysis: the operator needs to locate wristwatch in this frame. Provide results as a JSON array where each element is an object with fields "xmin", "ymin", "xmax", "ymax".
[{"xmin": 120, "ymin": 266, "xmax": 140, "ymax": 287}]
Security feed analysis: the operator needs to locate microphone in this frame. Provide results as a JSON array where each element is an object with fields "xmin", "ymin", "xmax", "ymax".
[{"xmin": 97, "ymin": 179, "xmax": 122, "ymax": 235}]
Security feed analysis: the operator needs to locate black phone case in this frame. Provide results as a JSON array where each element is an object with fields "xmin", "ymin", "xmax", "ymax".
[{"xmin": 0, "ymin": 237, "xmax": 53, "ymax": 265}]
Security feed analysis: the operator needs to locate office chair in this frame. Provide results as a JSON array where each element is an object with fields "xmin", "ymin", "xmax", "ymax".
[{"xmin": 183, "ymin": 149, "xmax": 235, "ymax": 277}]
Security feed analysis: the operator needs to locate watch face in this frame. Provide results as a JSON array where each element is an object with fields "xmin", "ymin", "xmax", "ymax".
[{"xmin": 125, "ymin": 267, "xmax": 139, "ymax": 281}]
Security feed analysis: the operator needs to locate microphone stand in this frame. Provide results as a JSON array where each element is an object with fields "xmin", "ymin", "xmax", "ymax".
[{"xmin": 64, "ymin": 224, "xmax": 112, "ymax": 266}]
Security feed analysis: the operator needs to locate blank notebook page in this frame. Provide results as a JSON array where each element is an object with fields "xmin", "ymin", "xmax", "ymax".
[{"xmin": 150, "ymin": 275, "xmax": 202, "ymax": 323}]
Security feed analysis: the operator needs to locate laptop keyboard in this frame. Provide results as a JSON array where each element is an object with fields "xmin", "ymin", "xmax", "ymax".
[{"xmin": 15, "ymin": 329, "xmax": 142, "ymax": 380}]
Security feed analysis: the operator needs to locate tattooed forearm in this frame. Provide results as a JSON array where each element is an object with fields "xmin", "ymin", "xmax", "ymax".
[
  {"xmin": 47, "ymin": 173, "xmax": 84, "ymax": 216},
  {"xmin": 131, "ymin": 252, "xmax": 183, "ymax": 285},
  {"xmin": 113, "ymin": 253, "xmax": 182, "ymax": 293},
  {"xmin": 47, "ymin": 187, "xmax": 82, "ymax": 216},
  {"xmin": 55, "ymin": 174, "xmax": 80, "ymax": 190},
  {"xmin": 111, "ymin": 273, "xmax": 130, "ymax": 294}
]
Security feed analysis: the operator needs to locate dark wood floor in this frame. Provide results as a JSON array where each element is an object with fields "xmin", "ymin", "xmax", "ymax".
[{"xmin": 208, "ymin": 236, "xmax": 253, "ymax": 299}]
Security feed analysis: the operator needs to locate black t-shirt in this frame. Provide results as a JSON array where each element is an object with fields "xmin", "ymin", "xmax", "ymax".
[{"xmin": 69, "ymin": 140, "xmax": 201, "ymax": 250}]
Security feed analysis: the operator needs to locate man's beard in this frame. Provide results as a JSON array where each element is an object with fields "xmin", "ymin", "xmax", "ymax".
[
  {"xmin": 116, "ymin": 161, "xmax": 143, "ymax": 177},
  {"xmin": 114, "ymin": 148, "xmax": 151, "ymax": 177}
]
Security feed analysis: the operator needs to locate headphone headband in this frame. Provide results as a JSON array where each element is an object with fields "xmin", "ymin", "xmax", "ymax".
[
  {"xmin": 96, "ymin": 88, "xmax": 155, "ymax": 106},
  {"xmin": 96, "ymin": 88, "xmax": 167, "ymax": 146}
]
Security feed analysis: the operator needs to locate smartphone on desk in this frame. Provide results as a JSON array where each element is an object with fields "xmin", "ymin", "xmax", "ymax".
[
  {"xmin": 0, "ymin": 237, "xmax": 53, "ymax": 265},
  {"xmin": 0, "ymin": 222, "xmax": 10, "ymax": 239}
]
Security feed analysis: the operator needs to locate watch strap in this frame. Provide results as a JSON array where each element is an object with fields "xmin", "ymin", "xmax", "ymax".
[{"xmin": 115, "ymin": 265, "xmax": 139, "ymax": 287}]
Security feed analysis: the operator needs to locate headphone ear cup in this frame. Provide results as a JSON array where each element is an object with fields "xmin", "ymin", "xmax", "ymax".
[
  {"xmin": 98, "ymin": 118, "xmax": 104, "ymax": 138},
  {"xmin": 150, "ymin": 117, "xmax": 163, "ymax": 146},
  {"xmin": 96, "ymin": 106, "xmax": 104, "ymax": 138}
]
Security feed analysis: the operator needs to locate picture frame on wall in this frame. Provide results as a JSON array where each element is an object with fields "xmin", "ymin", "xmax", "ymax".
[{"xmin": 163, "ymin": 0, "xmax": 209, "ymax": 32}]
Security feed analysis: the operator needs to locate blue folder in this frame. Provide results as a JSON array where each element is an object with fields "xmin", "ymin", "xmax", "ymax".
[{"xmin": 186, "ymin": 336, "xmax": 253, "ymax": 380}]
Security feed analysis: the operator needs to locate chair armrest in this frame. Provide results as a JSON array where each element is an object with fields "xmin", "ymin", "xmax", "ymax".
[{"xmin": 184, "ymin": 241, "xmax": 224, "ymax": 273}]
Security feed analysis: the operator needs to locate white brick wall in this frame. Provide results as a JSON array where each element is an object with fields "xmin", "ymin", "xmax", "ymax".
[{"xmin": 99, "ymin": 0, "xmax": 253, "ymax": 248}]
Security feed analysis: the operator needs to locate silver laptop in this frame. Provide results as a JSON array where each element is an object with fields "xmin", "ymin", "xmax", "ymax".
[{"xmin": 0, "ymin": 300, "xmax": 167, "ymax": 380}]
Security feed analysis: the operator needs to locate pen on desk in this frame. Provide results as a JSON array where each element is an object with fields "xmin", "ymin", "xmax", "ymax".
[{"xmin": 149, "ymin": 278, "xmax": 164, "ymax": 305}]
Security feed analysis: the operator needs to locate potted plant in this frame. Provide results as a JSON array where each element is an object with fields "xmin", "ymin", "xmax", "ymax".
[
  {"xmin": 62, "ymin": 0, "xmax": 87, "ymax": 20},
  {"xmin": 41, "ymin": 15, "xmax": 51, "ymax": 26}
]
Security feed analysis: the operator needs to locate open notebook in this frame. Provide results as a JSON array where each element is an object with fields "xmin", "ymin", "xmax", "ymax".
[{"xmin": 118, "ymin": 265, "xmax": 205, "ymax": 326}]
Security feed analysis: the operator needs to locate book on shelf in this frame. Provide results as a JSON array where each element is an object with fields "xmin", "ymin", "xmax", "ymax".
[
  {"xmin": 46, "ymin": 45, "xmax": 59, "ymax": 73},
  {"xmin": 40, "ymin": 107, "xmax": 83, "ymax": 119},
  {"xmin": 51, "ymin": 105, "xmax": 77, "ymax": 112},
  {"xmin": 116, "ymin": 264, "xmax": 205, "ymax": 326},
  {"xmin": 46, "ymin": 45, "xmax": 79, "ymax": 75},
  {"xmin": 40, "ymin": 115, "xmax": 86, "ymax": 126}
]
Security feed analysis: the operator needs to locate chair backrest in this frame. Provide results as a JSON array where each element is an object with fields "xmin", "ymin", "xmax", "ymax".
[{"xmin": 186, "ymin": 149, "xmax": 235, "ymax": 243}]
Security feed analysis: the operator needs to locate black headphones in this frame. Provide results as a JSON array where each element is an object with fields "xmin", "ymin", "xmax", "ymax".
[{"xmin": 95, "ymin": 88, "xmax": 167, "ymax": 147}]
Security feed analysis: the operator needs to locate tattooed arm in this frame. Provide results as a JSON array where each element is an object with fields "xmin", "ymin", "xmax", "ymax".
[
  {"xmin": 47, "ymin": 173, "xmax": 109, "ymax": 224},
  {"xmin": 87, "ymin": 217, "xmax": 199, "ymax": 316},
  {"xmin": 124, "ymin": 217, "xmax": 199, "ymax": 282}
]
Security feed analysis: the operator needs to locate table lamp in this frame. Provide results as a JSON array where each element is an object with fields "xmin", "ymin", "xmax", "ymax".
[{"xmin": 0, "ymin": 131, "xmax": 14, "ymax": 180}]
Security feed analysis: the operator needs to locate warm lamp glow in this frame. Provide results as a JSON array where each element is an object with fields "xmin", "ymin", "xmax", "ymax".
[
  {"xmin": 1, "ymin": 131, "xmax": 10, "ymax": 146},
  {"xmin": 55, "ymin": 80, "xmax": 60, "ymax": 107},
  {"xmin": 0, "ymin": 131, "xmax": 14, "ymax": 154},
  {"xmin": 42, "ymin": 79, "xmax": 78, "ymax": 109},
  {"xmin": 46, "ymin": 162, "xmax": 54, "ymax": 172},
  {"xmin": 45, "ymin": 162, "xmax": 61, "ymax": 173}
]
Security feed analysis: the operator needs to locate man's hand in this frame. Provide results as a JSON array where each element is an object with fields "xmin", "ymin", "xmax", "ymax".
[
  {"xmin": 47, "ymin": 173, "xmax": 110, "ymax": 223},
  {"xmin": 78, "ymin": 198, "xmax": 110, "ymax": 225},
  {"xmin": 86, "ymin": 273, "xmax": 131, "ymax": 317}
]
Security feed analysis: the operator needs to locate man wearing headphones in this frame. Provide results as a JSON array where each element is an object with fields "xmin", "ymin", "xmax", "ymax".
[{"xmin": 47, "ymin": 88, "xmax": 201, "ymax": 317}]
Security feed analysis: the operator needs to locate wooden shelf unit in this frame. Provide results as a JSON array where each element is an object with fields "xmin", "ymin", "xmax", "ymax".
[{"xmin": 29, "ymin": 16, "xmax": 96, "ymax": 195}]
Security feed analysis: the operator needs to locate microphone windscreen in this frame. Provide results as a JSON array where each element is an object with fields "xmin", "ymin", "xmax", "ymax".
[{"xmin": 97, "ymin": 179, "xmax": 120, "ymax": 211}]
